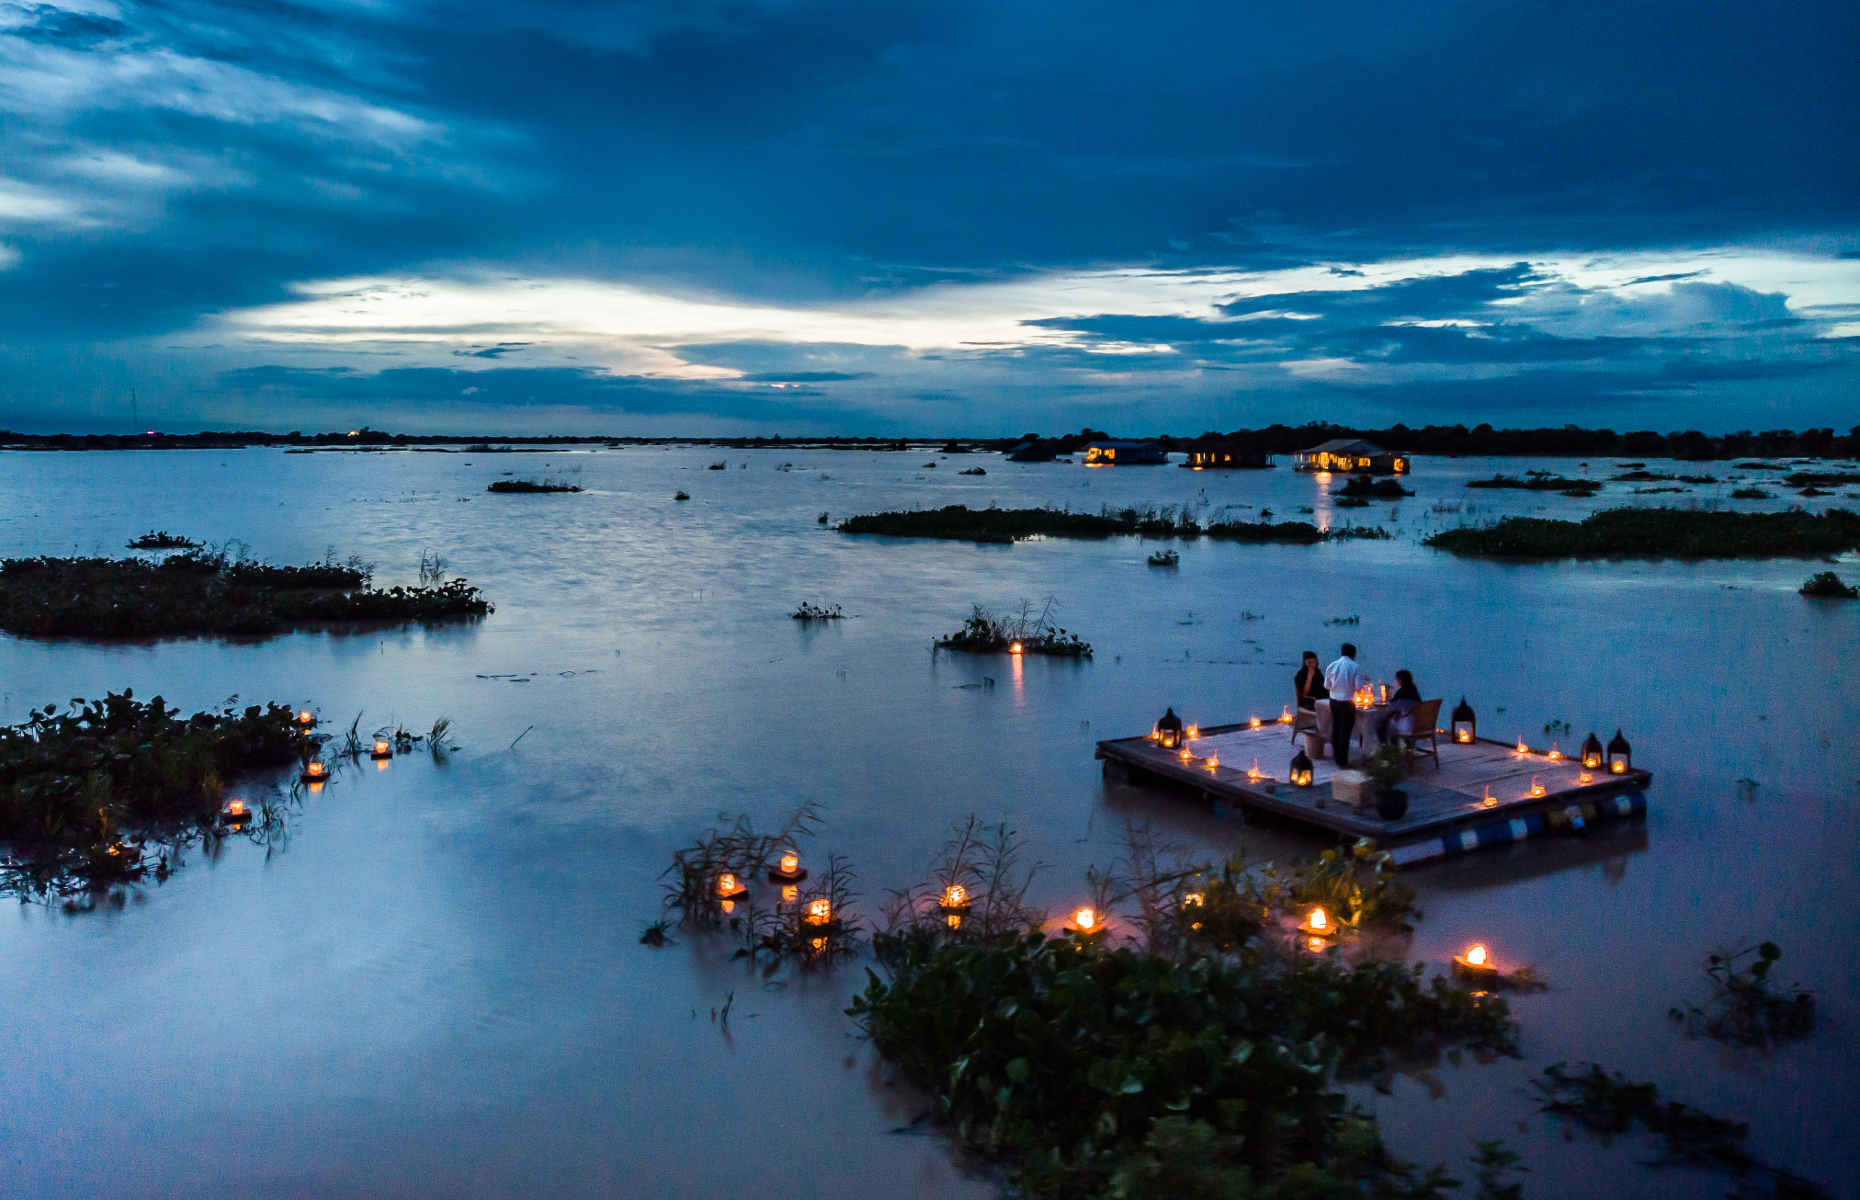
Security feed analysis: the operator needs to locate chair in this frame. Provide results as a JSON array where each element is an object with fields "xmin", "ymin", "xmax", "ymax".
[
  {"xmin": 1395, "ymin": 698, "xmax": 1443, "ymax": 771},
  {"xmin": 1288, "ymin": 707, "xmax": 1319, "ymax": 743}
]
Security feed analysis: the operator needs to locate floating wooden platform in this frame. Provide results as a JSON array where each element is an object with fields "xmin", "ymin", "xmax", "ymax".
[{"xmin": 1096, "ymin": 721, "xmax": 1652, "ymax": 865}]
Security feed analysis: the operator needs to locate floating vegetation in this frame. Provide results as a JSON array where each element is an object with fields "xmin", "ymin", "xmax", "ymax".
[
  {"xmin": 125, "ymin": 530, "xmax": 199, "ymax": 550},
  {"xmin": 1329, "ymin": 523, "xmax": 1394, "ymax": 540},
  {"xmin": 1339, "ymin": 476, "xmax": 1413, "ymax": 500},
  {"xmin": 1731, "ymin": 487, "xmax": 1774, "ymax": 500},
  {"xmin": 1146, "ymin": 549, "xmax": 1178, "ymax": 567},
  {"xmin": 1426, "ymin": 507, "xmax": 1860, "ymax": 561},
  {"xmin": 707, "ymin": 460, "xmax": 727, "ymax": 470},
  {"xmin": 791, "ymin": 601, "xmax": 844, "ymax": 620},
  {"xmin": 958, "ymin": 466, "xmax": 986, "ymax": 475},
  {"xmin": 1613, "ymin": 470, "xmax": 1716, "ymax": 484},
  {"xmin": 0, "ymin": 691, "xmax": 309, "ymax": 896},
  {"xmin": 1799, "ymin": 570, "xmax": 1856, "ymax": 599},
  {"xmin": 1324, "ymin": 613, "xmax": 1361, "ymax": 625},
  {"xmin": 1782, "ymin": 470, "xmax": 1860, "ymax": 488},
  {"xmin": 0, "ymin": 550, "xmax": 491, "ymax": 639},
  {"xmin": 1531, "ymin": 1063, "xmax": 1825, "ymax": 1195},
  {"xmin": 1466, "ymin": 474, "xmax": 1599, "ymax": 493},
  {"xmin": 836, "ymin": 505, "xmax": 1329, "ymax": 545},
  {"xmin": 485, "ymin": 479, "xmax": 583, "ymax": 493},
  {"xmin": 1669, "ymin": 942, "xmax": 1815, "ymax": 1046},
  {"xmin": 937, "ymin": 597, "xmax": 1092, "ymax": 658},
  {"xmin": 848, "ymin": 831, "xmax": 1514, "ymax": 1198}
]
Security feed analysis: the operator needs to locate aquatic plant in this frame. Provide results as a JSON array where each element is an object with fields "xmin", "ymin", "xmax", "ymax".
[
  {"xmin": 791, "ymin": 601, "xmax": 844, "ymax": 620},
  {"xmin": 1426, "ymin": 507, "xmax": 1860, "ymax": 561},
  {"xmin": 1286, "ymin": 839, "xmax": 1418, "ymax": 930},
  {"xmin": 957, "ymin": 466, "xmax": 986, "ymax": 475},
  {"xmin": 125, "ymin": 530, "xmax": 200, "ymax": 550},
  {"xmin": 1669, "ymin": 942, "xmax": 1815, "ymax": 1046},
  {"xmin": 1338, "ymin": 476, "xmax": 1413, "ymax": 499},
  {"xmin": 1798, "ymin": 571, "xmax": 1856, "ymax": 599},
  {"xmin": 1531, "ymin": 1062, "xmax": 1825, "ymax": 1195},
  {"xmin": 0, "ymin": 551, "xmax": 490, "ymax": 639},
  {"xmin": 486, "ymin": 479, "xmax": 583, "ymax": 493},
  {"xmin": 674, "ymin": 490, "xmax": 690, "ymax": 500},
  {"xmin": 936, "ymin": 597, "xmax": 1092, "ymax": 658},
  {"xmin": 1731, "ymin": 487, "xmax": 1774, "ymax": 499},
  {"xmin": 836, "ymin": 504, "xmax": 1329, "ymax": 545},
  {"xmin": 707, "ymin": 460, "xmax": 727, "ymax": 469},
  {"xmin": 1782, "ymin": 470, "xmax": 1860, "ymax": 488},
  {"xmin": 0, "ymin": 691, "xmax": 310, "ymax": 895},
  {"xmin": 662, "ymin": 801, "xmax": 825, "ymax": 930},
  {"xmin": 1466, "ymin": 474, "xmax": 1599, "ymax": 493}
]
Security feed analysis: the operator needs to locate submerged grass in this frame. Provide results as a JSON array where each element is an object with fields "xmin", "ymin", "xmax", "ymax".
[
  {"xmin": 1426, "ymin": 507, "xmax": 1860, "ymax": 561},
  {"xmin": 0, "ymin": 549, "xmax": 492, "ymax": 638},
  {"xmin": 486, "ymin": 479, "xmax": 583, "ymax": 493}
]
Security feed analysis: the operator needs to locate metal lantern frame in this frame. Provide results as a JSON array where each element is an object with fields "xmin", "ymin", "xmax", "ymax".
[{"xmin": 1450, "ymin": 696, "xmax": 1476, "ymax": 744}]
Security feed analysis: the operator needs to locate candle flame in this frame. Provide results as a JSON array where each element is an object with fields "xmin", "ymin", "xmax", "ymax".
[
  {"xmin": 717, "ymin": 873, "xmax": 738, "ymax": 896},
  {"xmin": 1466, "ymin": 943, "xmax": 1488, "ymax": 966},
  {"xmin": 779, "ymin": 852, "xmax": 799, "ymax": 874},
  {"xmin": 1008, "ymin": 641, "xmax": 1023, "ymax": 655},
  {"xmin": 806, "ymin": 897, "xmax": 832, "ymax": 925},
  {"xmin": 1308, "ymin": 907, "xmax": 1328, "ymax": 931},
  {"xmin": 227, "ymin": 800, "xmax": 245, "ymax": 816},
  {"xmin": 943, "ymin": 883, "xmax": 967, "ymax": 908},
  {"xmin": 1073, "ymin": 906, "xmax": 1096, "ymax": 931}
]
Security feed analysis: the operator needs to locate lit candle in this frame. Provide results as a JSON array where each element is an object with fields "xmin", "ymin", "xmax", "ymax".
[
  {"xmin": 805, "ymin": 897, "xmax": 832, "ymax": 925},
  {"xmin": 1279, "ymin": 706, "xmax": 1293, "ymax": 724},
  {"xmin": 1186, "ymin": 724, "xmax": 1200, "ymax": 739},
  {"xmin": 1071, "ymin": 906, "xmax": 1097, "ymax": 932},
  {"xmin": 1515, "ymin": 737, "xmax": 1528, "ymax": 755},
  {"xmin": 372, "ymin": 738, "xmax": 391, "ymax": 759},
  {"xmin": 1529, "ymin": 775, "xmax": 1546, "ymax": 798},
  {"xmin": 942, "ymin": 883, "xmax": 969, "ymax": 910},
  {"xmin": 1249, "ymin": 714, "xmax": 1262, "ymax": 729},
  {"xmin": 1205, "ymin": 754, "xmax": 1220, "ymax": 771},
  {"xmin": 1578, "ymin": 770, "xmax": 1594, "ymax": 785},
  {"xmin": 1453, "ymin": 942, "xmax": 1500, "ymax": 980},
  {"xmin": 1179, "ymin": 748, "xmax": 1193, "ymax": 762},
  {"xmin": 297, "ymin": 710, "xmax": 315, "ymax": 726},
  {"xmin": 1182, "ymin": 892, "xmax": 1204, "ymax": 908},
  {"xmin": 1547, "ymin": 742, "xmax": 1562, "ymax": 761},
  {"xmin": 1480, "ymin": 787, "xmax": 1497, "ymax": 808},
  {"xmin": 1246, "ymin": 757, "xmax": 1262, "ymax": 780},
  {"xmin": 1298, "ymin": 906, "xmax": 1335, "ymax": 937},
  {"xmin": 717, "ymin": 872, "xmax": 743, "ymax": 898},
  {"xmin": 1008, "ymin": 641, "xmax": 1023, "ymax": 655}
]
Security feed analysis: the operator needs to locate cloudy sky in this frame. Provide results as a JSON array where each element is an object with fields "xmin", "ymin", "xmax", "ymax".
[{"xmin": 1, "ymin": 0, "xmax": 1855, "ymax": 434}]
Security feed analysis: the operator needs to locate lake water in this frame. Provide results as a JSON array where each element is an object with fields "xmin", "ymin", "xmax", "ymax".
[{"xmin": 1, "ymin": 447, "xmax": 1855, "ymax": 1197}]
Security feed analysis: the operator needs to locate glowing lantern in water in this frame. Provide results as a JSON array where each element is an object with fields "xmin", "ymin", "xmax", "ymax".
[
  {"xmin": 371, "ymin": 739, "xmax": 392, "ymax": 760},
  {"xmin": 781, "ymin": 884, "xmax": 798, "ymax": 903},
  {"xmin": 1451, "ymin": 697, "xmax": 1476, "ymax": 744},
  {"xmin": 805, "ymin": 897, "xmax": 833, "ymax": 926},
  {"xmin": 1607, "ymin": 730, "xmax": 1631, "ymax": 774},
  {"xmin": 1528, "ymin": 776, "xmax": 1546, "ymax": 798},
  {"xmin": 1182, "ymin": 892, "xmax": 1204, "ymax": 909},
  {"xmin": 769, "ymin": 850, "xmax": 806, "ymax": 882},
  {"xmin": 1453, "ymin": 943, "xmax": 1500, "ymax": 980},
  {"xmin": 716, "ymin": 872, "xmax": 747, "ymax": 900},
  {"xmin": 940, "ymin": 883, "xmax": 970, "ymax": 911},
  {"xmin": 221, "ymin": 799, "xmax": 250, "ymax": 825},
  {"xmin": 1298, "ymin": 907, "xmax": 1335, "ymax": 937},
  {"xmin": 1580, "ymin": 732, "xmax": 1604, "ymax": 770},
  {"xmin": 1070, "ymin": 907, "xmax": 1098, "ymax": 934},
  {"xmin": 1008, "ymin": 641, "xmax": 1023, "ymax": 656},
  {"xmin": 297, "ymin": 710, "xmax": 315, "ymax": 727},
  {"xmin": 300, "ymin": 761, "xmax": 326, "ymax": 784},
  {"xmin": 1288, "ymin": 747, "xmax": 1314, "ymax": 787},
  {"xmin": 1306, "ymin": 936, "xmax": 1329, "ymax": 953},
  {"xmin": 1156, "ymin": 707, "xmax": 1184, "ymax": 750}
]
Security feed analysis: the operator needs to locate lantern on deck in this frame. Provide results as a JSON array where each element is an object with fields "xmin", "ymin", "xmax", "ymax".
[
  {"xmin": 1279, "ymin": 706, "xmax": 1294, "ymax": 724},
  {"xmin": 371, "ymin": 738, "xmax": 392, "ymax": 760},
  {"xmin": 1451, "ymin": 697, "xmax": 1476, "ymax": 744},
  {"xmin": 1580, "ymin": 732, "xmax": 1604, "ymax": 770},
  {"xmin": 1607, "ymin": 730, "xmax": 1632, "ymax": 774},
  {"xmin": 1248, "ymin": 713, "xmax": 1262, "ymax": 730},
  {"xmin": 1156, "ymin": 707, "xmax": 1184, "ymax": 750},
  {"xmin": 1186, "ymin": 723, "xmax": 1201, "ymax": 740},
  {"xmin": 1289, "ymin": 747, "xmax": 1314, "ymax": 787},
  {"xmin": 1528, "ymin": 775, "xmax": 1546, "ymax": 798},
  {"xmin": 769, "ymin": 850, "xmax": 807, "ymax": 883}
]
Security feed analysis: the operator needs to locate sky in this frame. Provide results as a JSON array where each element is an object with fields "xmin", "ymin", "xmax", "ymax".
[{"xmin": 0, "ymin": 0, "xmax": 1856, "ymax": 435}]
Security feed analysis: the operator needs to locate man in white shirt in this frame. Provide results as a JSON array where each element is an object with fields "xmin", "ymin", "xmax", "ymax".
[{"xmin": 1323, "ymin": 642, "xmax": 1366, "ymax": 767}]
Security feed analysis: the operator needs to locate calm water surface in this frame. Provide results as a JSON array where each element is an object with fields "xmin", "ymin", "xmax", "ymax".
[{"xmin": 1, "ymin": 448, "xmax": 1855, "ymax": 1197}]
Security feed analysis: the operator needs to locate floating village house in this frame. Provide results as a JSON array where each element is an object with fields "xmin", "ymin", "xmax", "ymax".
[
  {"xmin": 1292, "ymin": 438, "xmax": 1409, "ymax": 475},
  {"xmin": 1184, "ymin": 438, "xmax": 1272, "ymax": 469},
  {"xmin": 1082, "ymin": 438, "xmax": 1168, "ymax": 465}
]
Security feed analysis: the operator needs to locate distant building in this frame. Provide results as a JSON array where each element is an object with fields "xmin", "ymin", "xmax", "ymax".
[
  {"xmin": 1081, "ymin": 439, "xmax": 1167, "ymax": 466},
  {"xmin": 1006, "ymin": 437, "xmax": 1059, "ymax": 462},
  {"xmin": 1293, "ymin": 438, "xmax": 1408, "ymax": 475},
  {"xmin": 1183, "ymin": 440, "xmax": 1272, "ymax": 470}
]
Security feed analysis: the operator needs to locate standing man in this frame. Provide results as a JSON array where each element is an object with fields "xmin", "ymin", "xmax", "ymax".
[{"xmin": 1323, "ymin": 642, "xmax": 1366, "ymax": 767}]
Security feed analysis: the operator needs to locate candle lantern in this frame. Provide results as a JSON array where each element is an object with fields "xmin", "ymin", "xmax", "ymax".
[
  {"xmin": 1580, "ymin": 732, "xmax": 1603, "ymax": 770},
  {"xmin": 769, "ymin": 850, "xmax": 807, "ymax": 883},
  {"xmin": 371, "ymin": 738, "xmax": 392, "ymax": 760},
  {"xmin": 1480, "ymin": 787, "xmax": 1497, "ymax": 809},
  {"xmin": 1607, "ymin": 730, "xmax": 1631, "ymax": 774},
  {"xmin": 1068, "ymin": 906, "xmax": 1100, "ymax": 936},
  {"xmin": 221, "ymin": 799, "xmax": 251, "ymax": 825},
  {"xmin": 296, "ymin": 710, "xmax": 316, "ymax": 728},
  {"xmin": 1528, "ymin": 775, "xmax": 1546, "ymax": 798},
  {"xmin": 1288, "ymin": 747, "xmax": 1314, "ymax": 787},
  {"xmin": 804, "ymin": 897, "xmax": 833, "ymax": 926},
  {"xmin": 1156, "ymin": 707, "xmax": 1184, "ymax": 750},
  {"xmin": 940, "ymin": 883, "xmax": 971, "ymax": 912},
  {"xmin": 1452, "ymin": 943, "xmax": 1500, "ymax": 981},
  {"xmin": 1515, "ymin": 736, "xmax": 1528, "ymax": 756},
  {"xmin": 1279, "ymin": 706, "xmax": 1294, "ymax": 724},
  {"xmin": 1248, "ymin": 713, "xmax": 1262, "ymax": 729},
  {"xmin": 1451, "ymin": 697, "xmax": 1476, "ymax": 744},
  {"xmin": 1547, "ymin": 741, "xmax": 1562, "ymax": 761},
  {"xmin": 1179, "ymin": 748, "xmax": 1193, "ymax": 762},
  {"xmin": 1578, "ymin": 770, "xmax": 1594, "ymax": 785},
  {"xmin": 1205, "ymin": 754, "xmax": 1220, "ymax": 771},
  {"xmin": 1181, "ymin": 891, "xmax": 1204, "ymax": 909},
  {"xmin": 1008, "ymin": 641, "xmax": 1023, "ymax": 656},
  {"xmin": 1246, "ymin": 758, "xmax": 1263, "ymax": 781},
  {"xmin": 716, "ymin": 872, "xmax": 748, "ymax": 901},
  {"xmin": 300, "ymin": 760, "xmax": 326, "ymax": 784},
  {"xmin": 1186, "ymin": 723, "xmax": 1201, "ymax": 740},
  {"xmin": 1297, "ymin": 906, "xmax": 1336, "ymax": 938}
]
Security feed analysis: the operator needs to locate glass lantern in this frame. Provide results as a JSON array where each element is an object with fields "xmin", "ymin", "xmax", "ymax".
[
  {"xmin": 1156, "ymin": 707, "xmax": 1184, "ymax": 750},
  {"xmin": 1288, "ymin": 747, "xmax": 1314, "ymax": 787},
  {"xmin": 1607, "ymin": 729, "xmax": 1631, "ymax": 774},
  {"xmin": 1451, "ymin": 696, "xmax": 1476, "ymax": 744},
  {"xmin": 1580, "ymin": 732, "xmax": 1604, "ymax": 770}
]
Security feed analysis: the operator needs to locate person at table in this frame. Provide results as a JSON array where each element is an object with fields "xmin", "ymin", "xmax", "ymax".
[
  {"xmin": 1372, "ymin": 669, "xmax": 1422, "ymax": 746},
  {"xmin": 1322, "ymin": 642, "xmax": 1366, "ymax": 767},
  {"xmin": 1292, "ymin": 650, "xmax": 1326, "ymax": 713}
]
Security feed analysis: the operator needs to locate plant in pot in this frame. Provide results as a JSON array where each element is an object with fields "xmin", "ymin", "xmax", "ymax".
[{"xmin": 1362, "ymin": 746, "xmax": 1409, "ymax": 820}]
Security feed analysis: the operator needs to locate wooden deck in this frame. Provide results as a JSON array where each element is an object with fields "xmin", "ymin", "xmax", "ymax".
[{"xmin": 1096, "ymin": 720, "xmax": 1652, "ymax": 856}]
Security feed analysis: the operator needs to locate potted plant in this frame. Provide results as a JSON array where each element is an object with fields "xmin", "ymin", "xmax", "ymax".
[{"xmin": 1362, "ymin": 746, "xmax": 1408, "ymax": 820}]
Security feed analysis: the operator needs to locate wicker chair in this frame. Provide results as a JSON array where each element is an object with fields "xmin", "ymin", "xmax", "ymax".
[{"xmin": 1394, "ymin": 698, "xmax": 1443, "ymax": 771}]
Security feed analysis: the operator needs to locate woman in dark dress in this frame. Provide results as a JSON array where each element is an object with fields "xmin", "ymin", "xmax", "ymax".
[
  {"xmin": 1373, "ymin": 669, "xmax": 1422, "ymax": 744},
  {"xmin": 1293, "ymin": 650, "xmax": 1326, "ymax": 712}
]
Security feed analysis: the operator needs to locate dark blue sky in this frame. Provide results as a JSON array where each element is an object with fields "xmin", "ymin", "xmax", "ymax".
[{"xmin": 1, "ymin": 0, "xmax": 1855, "ymax": 433}]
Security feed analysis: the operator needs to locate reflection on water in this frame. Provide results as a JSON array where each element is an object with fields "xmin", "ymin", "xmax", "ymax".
[{"xmin": 0, "ymin": 447, "xmax": 1855, "ymax": 1197}]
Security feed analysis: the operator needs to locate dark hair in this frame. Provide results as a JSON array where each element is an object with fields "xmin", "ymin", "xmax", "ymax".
[
  {"xmin": 1341, "ymin": 642, "xmax": 1357, "ymax": 658},
  {"xmin": 1301, "ymin": 649, "xmax": 1318, "ymax": 663},
  {"xmin": 1395, "ymin": 668, "xmax": 1414, "ymax": 687}
]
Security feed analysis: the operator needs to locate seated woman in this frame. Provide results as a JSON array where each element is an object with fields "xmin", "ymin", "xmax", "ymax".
[
  {"xmin": 1372, "ymin": 669, "xmax": 1423, "ymax": 745},
  {"xmin": 1292, "ymin": 650, "xmax": 1327, "ymax": 713}
]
